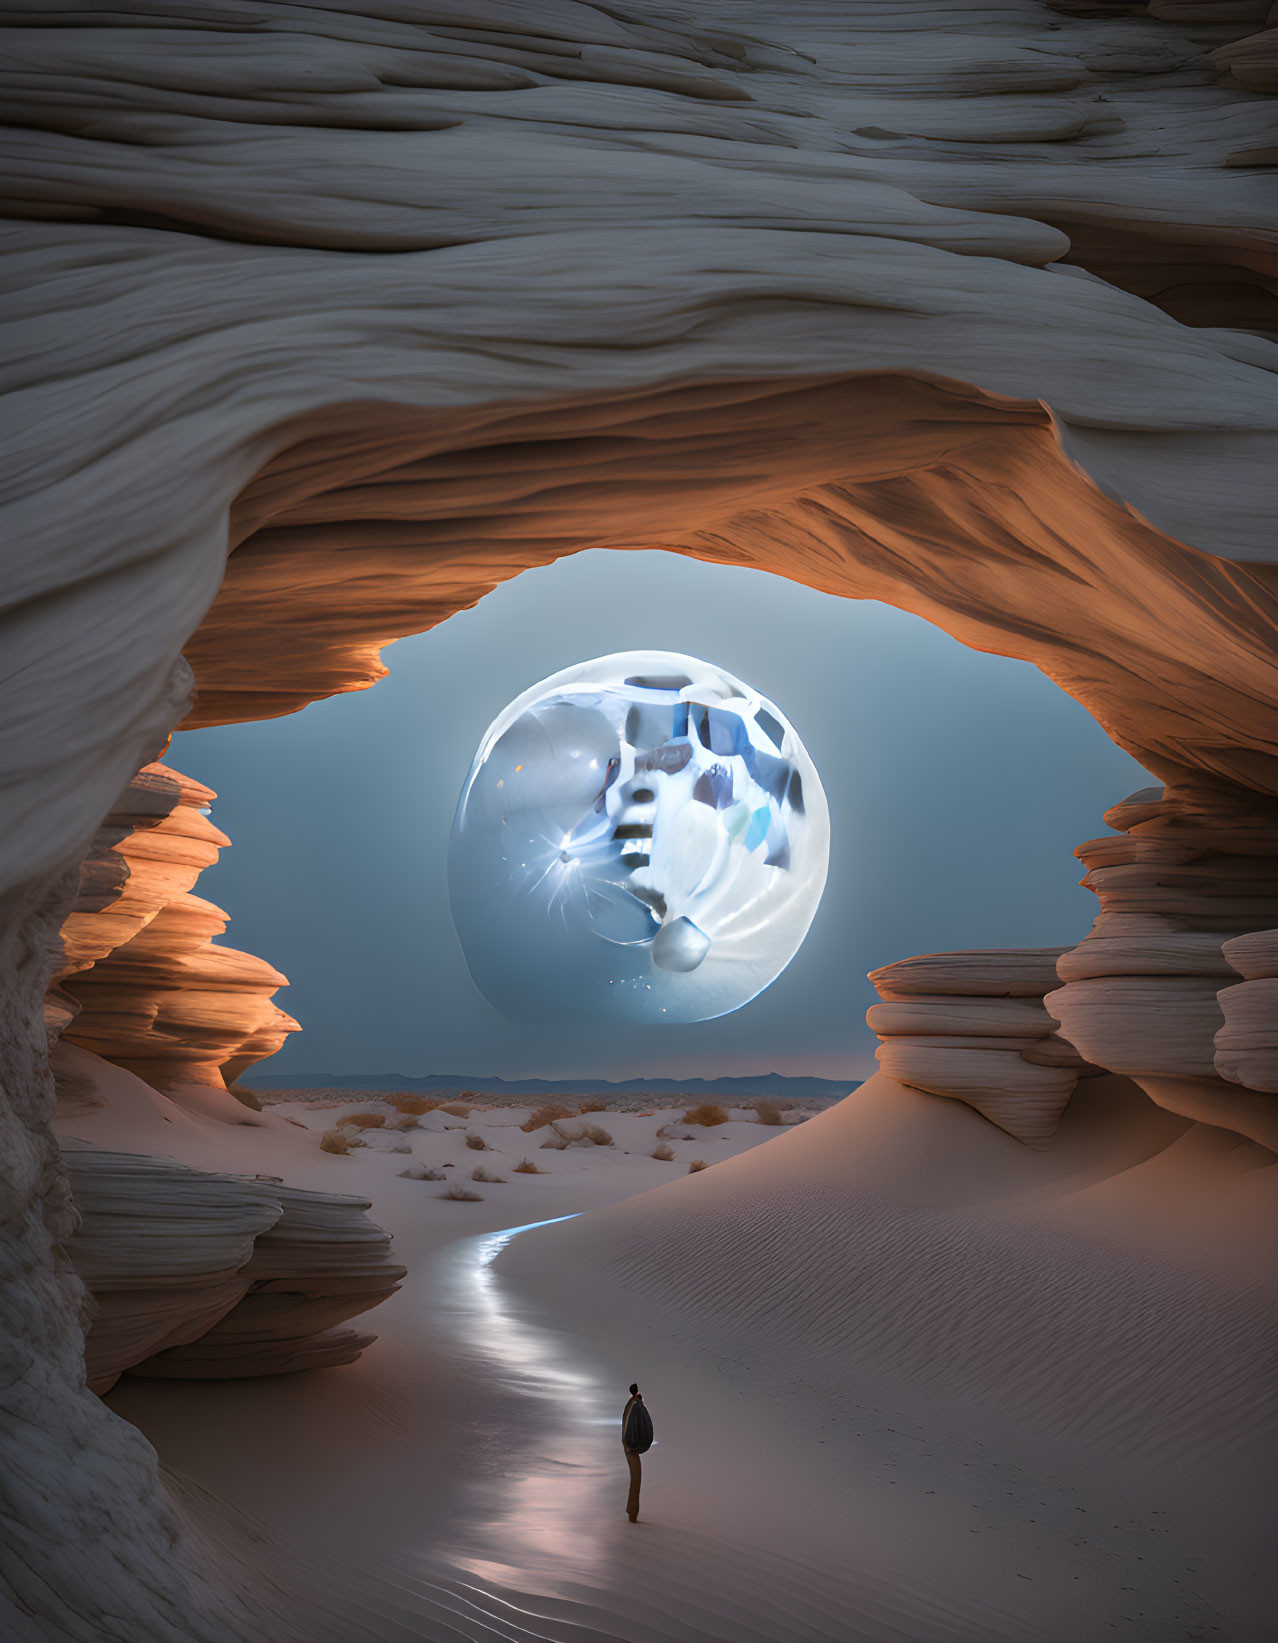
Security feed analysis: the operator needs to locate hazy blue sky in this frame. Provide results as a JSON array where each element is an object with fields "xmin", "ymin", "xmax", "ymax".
[{"xmin": 171, "ymin": 550, "xmax": 1149, "ymax": 1084}]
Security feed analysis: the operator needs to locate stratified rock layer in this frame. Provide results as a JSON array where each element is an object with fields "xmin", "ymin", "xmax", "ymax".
[
  {"xmin": 1048, "ymin": 781, "xmax": 1278, "ymax": 1150},
  {"xmin": 62, "ymin": 1146, "xmax": 405, "ymax": 1395},
  {"xmin": 868, "ymin": 948, "xmax": 1092, "ymax": 1144},
  {"xmin": 2, "ymin": 3, "xmax": 1277, "ymax": 1640},
  {"xmin": 1216, "ymin": 929, "xmax": 1278, "ymax": 1095},
  {"xmin": 56, "ymin": 763, "xmax": 298, "ymax": 1100}
]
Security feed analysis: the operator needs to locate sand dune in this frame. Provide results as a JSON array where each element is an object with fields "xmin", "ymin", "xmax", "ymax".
[
  {"xmin": 38, "ymin": 1056, "xmax": 1269, "ymax": 1641},
  {"xmin": 498, "ymin": 1075, "xmax": 1278, "ymax": 1640}
]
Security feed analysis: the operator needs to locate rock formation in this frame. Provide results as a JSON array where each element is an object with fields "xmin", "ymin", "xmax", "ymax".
[
  {"xmin": 1217, "ymin": 929, "xmax": 1278, "ymax": 1094},
  {"xmin": 867, "ymin": 948, "xmax": 1096, "ymax": 1145},
  {"xmin": 1047, "ymin": 780, "xmax": 1278, "ymax": 1152},
  {"xmin": 54, "ymin": 762, "xmax": 298, "ymax": 1103},
  {"xmin": 61, "ymin": 1146, "xmax": 405, "ymax": 1395},
  {"xmin": 2, "ymin": 1, "xmax": 1277, "ymax": 1638}
]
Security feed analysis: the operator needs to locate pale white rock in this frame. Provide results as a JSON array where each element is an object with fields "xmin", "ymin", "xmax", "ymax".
[
  {"xmin": 1, "ymin": 1, "xmax": 1277, "ymax": 1635},
  {"xmin": 868, "ymin": 949, "xmax": 1083, "ymax": 1144}
]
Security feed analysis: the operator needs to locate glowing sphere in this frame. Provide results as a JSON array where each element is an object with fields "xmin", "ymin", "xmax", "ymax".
[{"xmin": 448, "ymin": 651, "xmax": 829, "ymax": 1023}]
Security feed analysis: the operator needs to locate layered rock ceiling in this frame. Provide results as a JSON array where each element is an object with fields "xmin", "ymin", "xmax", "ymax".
[{"xmin": 2, "ymin": 1, "xmax": 1277, "ymax": 1638}]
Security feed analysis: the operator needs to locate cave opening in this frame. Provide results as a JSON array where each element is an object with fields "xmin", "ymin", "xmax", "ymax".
[
  {"xmin": 161, "ymin": 547, "xmax": 1152, "ymax": 1098},
  {"xmin": 19, "ymin": 373, "xmax": 1278, "ymax": 1643}
]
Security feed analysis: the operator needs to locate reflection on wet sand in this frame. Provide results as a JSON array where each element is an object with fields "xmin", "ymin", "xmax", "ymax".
[{"xmin": 437, "ymin": 1215, "xmax": 622, "ymax": 1589}]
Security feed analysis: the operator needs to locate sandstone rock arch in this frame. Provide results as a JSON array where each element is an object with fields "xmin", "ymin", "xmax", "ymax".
[{"xmin": 2, "ymin": 2, "xmax": 1277, "ymax": 1637}]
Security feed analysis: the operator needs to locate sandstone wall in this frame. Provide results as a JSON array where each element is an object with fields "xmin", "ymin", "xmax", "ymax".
[
  {"xmin": 54, "ymin": 762, "xmax": 298, "ymax": 1101},
  {"xmin": 2, "ymin": 2, "xmax": 1277, "ymax": 1637}
]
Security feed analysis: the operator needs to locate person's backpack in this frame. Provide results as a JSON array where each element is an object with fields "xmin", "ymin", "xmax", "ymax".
[{"xmin": 624, "ymin": 1399, "xmax": 654, "ymax": 1454}]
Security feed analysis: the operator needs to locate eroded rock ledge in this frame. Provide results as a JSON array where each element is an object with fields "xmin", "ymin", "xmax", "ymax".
[
  {"xmin": 3, "ymin": 2, "xmax": 1278, "ymax": 1639},
  {"xmin": 868, "ymin": 947, "xmax": 1097, "ymax": 1145},
  {"xmin": 868, "ymin": 780, "xmax": 1278, "ymax": 1150},
  {"xmin": 62, "ymin": 1145, "xmax": 405, "ymax": 1396},
  {"xmin": 1048, "ymin": 780, "xmax": 1278, "ymax": 1151},
  {"xmin": 54, "ymin": 761, "xmax": 298, "ymax": 1103}
]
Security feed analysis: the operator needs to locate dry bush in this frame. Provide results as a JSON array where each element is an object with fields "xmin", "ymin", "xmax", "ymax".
[
  {"xmin": 399, "ymin": 1163, "xmax": 445, "ymax": 1181},
  {"xmin": 521, "ymin": 1102, "xmax": 575, "ymax": 1132},
  {"xmin": 471, "ymin": 1165, "xmax": 506, "ymax": 1184},
  {"xmin": 681, "ymin": 1103, "xmax": 730, "ymax": 1127},
  {"xmin": 386, "ymin": 1094, "xmax": 441, "ymax": 1116},
  {"xmin": 577, "ymin": 1097, "xmax": 608, "ymax": 1114},
  {"xmin": 540, "ymin": 1133, "xmax": 569, "ymax": 1150},
  {"xmin": 464, "ymin": 1131, "xmax": 489, "ymax": 1151},
  {"xmin": 688, "ymin": 1159, "xmax": 709, "ymax": 1173},
  {"xmin": 577, "ymin": 1119, "xmax": 613, "ymax": 1146},
  {"xmin": 319, "ymin": 1129, "xmax": 350, "ymax": 1154},
  {"xmin": 338, "ymin": 1111, "xmax": 386, "ymax": 1130},
  {"xmin": 386, "ymin": 1113, "xmax": 420, "ymax": 1131},
  {"xmin": 443, "ymin": 1181, "xmax": 484, "ymax": 1201},
  {"xmin": 441, "ymin": 1100, "xmax": 473, "ymax": 1117},
  {"xmin": 750, "ymin": 1099, "xmax": 785, "ymax": 1126},
  {"xmin": 651, "ymin": 1142, "xmax": 675, "ymax": 1162},
  {"xmin": 513, "ymin": 1159, "xmax": 541, "ymax": 1174}
]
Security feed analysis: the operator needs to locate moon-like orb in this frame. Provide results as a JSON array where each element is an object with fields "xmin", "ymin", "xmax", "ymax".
[{"xmin": 448, "ymin": 651, "xmax": 829, "ymax": 1023}]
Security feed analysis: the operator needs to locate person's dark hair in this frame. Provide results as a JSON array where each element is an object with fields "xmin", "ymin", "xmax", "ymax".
[{"xmin": 629, "ymin": 1382, "xmax": 639, "ymax": 1396}]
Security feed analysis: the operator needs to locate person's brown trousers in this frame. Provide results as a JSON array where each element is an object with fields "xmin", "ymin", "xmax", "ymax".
[{"xmin": 624, "ymin": 1447, "xmax": 642, "ymax": 1521}]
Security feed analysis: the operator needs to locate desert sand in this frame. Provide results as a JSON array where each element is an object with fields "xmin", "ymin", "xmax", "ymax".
[
  {"xmin": 25, "ymin": 1044, "xmax": 1272, "ymax": 1643},
  {"xmin": 4, "ymin": 2, "xmax": 1278, "ymax": 1636}
]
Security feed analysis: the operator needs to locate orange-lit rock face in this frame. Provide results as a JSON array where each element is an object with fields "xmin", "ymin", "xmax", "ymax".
[
  {"xmin": 189, "ymin": 379, "xmax": 1278, "ymax": 807},
  {"xmin": 4, "ymin": 3, "xmax": 1278, "ymax": 1637},
  {"xmin": 57, "ymin": 764, "xmax": 298, "ymax": 1100},
  {"xmin": 55, "ymin": 765, "xmax": 225, "ymax": 983}
]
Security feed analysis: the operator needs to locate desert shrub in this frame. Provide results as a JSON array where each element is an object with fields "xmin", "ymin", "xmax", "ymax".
[
  {"xmin": 688, "ymin": 1159, "xmax": 709, "ymax": 1173},
  {"xmin": 319, "ymin": 1129, "xmax": 350, "ymax": 1154},
  {"xmin": 386, "ymin": 1094, "xmax": 441, "ymax": 1116},
  {"xmin": 539, "ymin": 1133, "xmax": 569, "ymax": 1150},
  {"xmin": 577, "ymin": 1097, "xmax": 608, "ymax": 1114},
  {"xmin": 681, "ymin": 1103, "xmax": 730, "ymax": 1127},
  {"xmin": 749, "ymin": 1099, "xmax": 785, "ymax": 1126},
  {"xmin": 338, "ymin": 1111, "xmax": 387, "ymax": 1130},
  {"xmin": 651, "ymin": 1142, "xmax": 675, "ymax": 1162},
  {"xmin": 464, "ymin": 1131, "xmax": 489, "ymax": 1151},
  {"xmin": 513, "ymin": 1159, "xmax": 541, "ymax": 1174},
  {"xmin": 399, "ymin": 1163, "xmax": 445, "ymax": 1181},
  {"xmin": 578, "ymin": 1119, "xmax": 613, "ymax": 1146},
  {"xmin": 471, "ymin": 1165, "xmax": 506, "ymax": 1184},
  {"xmin": 440, "ymin": 1100, "xmax": 472, "ymax": 1117},
  {"xmin": 443, "ymin": 1181, "xmax": 484, "ymax": 1201},
  {"xmin": 386, "ymin": 1113, "xmax": 419, "ymax": 1132},
  {"xmin": 521, "ymin": 1102, "xmax": 575, "ymax": 1133}
]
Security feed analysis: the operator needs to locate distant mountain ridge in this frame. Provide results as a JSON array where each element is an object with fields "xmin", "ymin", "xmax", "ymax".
[{"xmin": 248, "ymin": 1070, "xmax": 859, "ymax": 1103}]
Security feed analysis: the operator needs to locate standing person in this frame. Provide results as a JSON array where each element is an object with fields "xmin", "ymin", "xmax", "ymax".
[{"xmin": 621, "ymin": 1382, "xmax": 653, "ymax": 1522}]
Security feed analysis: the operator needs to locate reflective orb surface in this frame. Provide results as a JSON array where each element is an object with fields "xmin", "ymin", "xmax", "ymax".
[{"xmin": 448, "ymin": 651, "xmax": 829, "ymax": 1023}]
